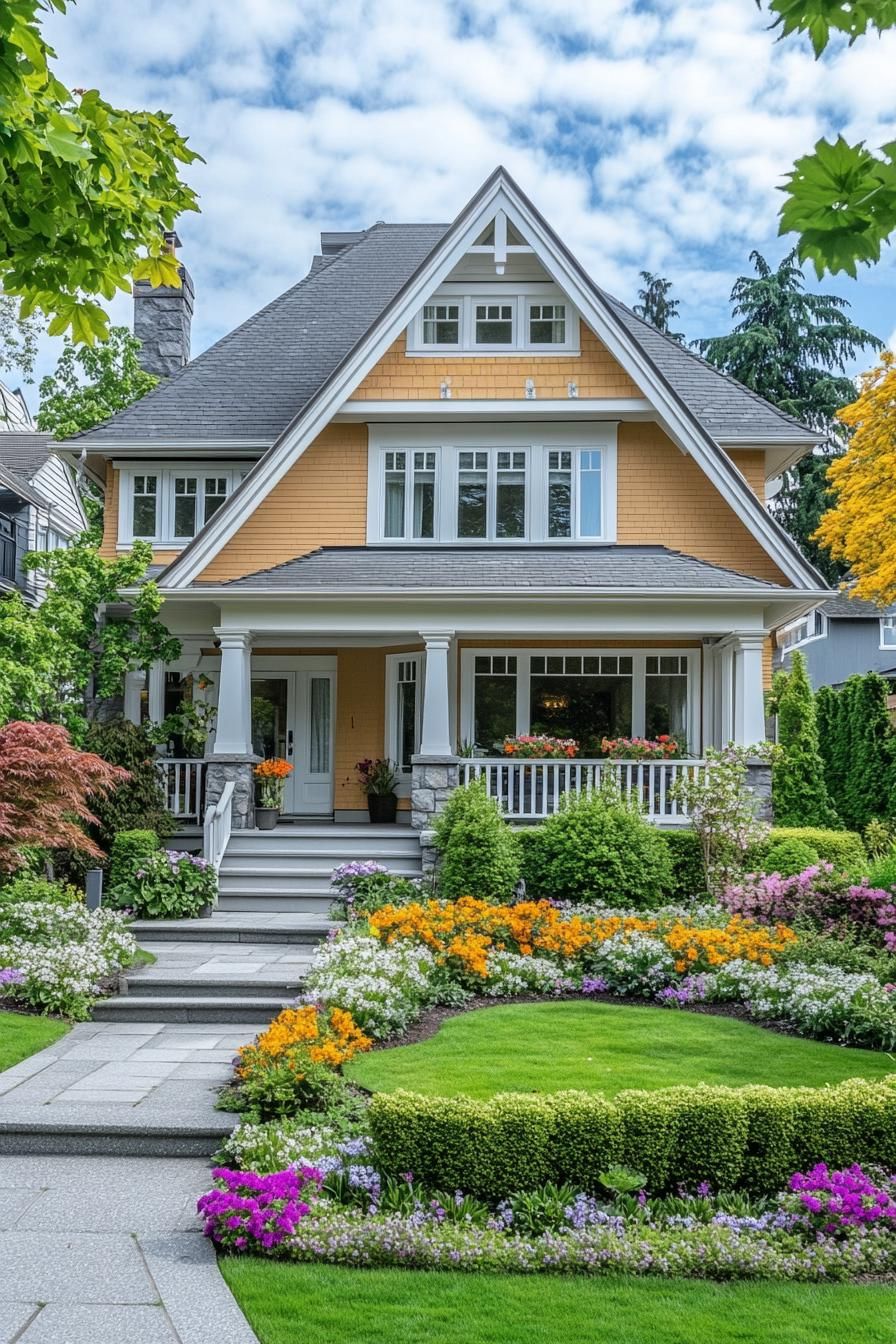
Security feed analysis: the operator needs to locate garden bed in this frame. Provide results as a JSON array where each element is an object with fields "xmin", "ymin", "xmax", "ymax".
[{"xmin": 345, "ymin": 999, "xmax": 896, "ymax": 1099}]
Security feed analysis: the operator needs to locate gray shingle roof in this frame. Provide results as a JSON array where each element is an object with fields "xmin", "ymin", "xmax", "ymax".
[
  {"xmin": 206, "ymin": 545, "xmax": 788, "ymax": 592},
  {"xmin": 821, "ymin": 591, "xmax": 896, "ymax": 619},
  {"xmin": 69, "ymin": 223, "xmax": 815, "ymax": 449},
  {"xmin": 0, "ymin": 432, "xmax": 55, "ymax": 485}
]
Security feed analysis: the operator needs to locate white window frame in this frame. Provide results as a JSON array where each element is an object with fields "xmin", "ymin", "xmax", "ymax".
[
  {"xmin": 117, "ymin": 464, "xmax": 242, "ymax": 548},
  {"xmin": 385, "ymin": 653, "xmax": 425, "ymax": 790},
  {"xmin": 406, "ymin": 283, "xmax": 579, "ymax": 356},
  {"xmin": 456, "ymin": 446, "xmax": 528, "ymax": 542},
  {"xmin": 777, "ymin": 609, "xmax": 828, "ymax": 652},
  {"xmin": 367, "ymin": 423, "xmax": 616, "ymax": 546},
  {"xmin": 460, "ymin": 646, "xmax": 701, "ymax": 755},
  {"xmin": 381, "ymin": 449, "xmax": 439, "ymax": 540},
  {"xmin": 420, "ymin": 300, "xmax": 462, "ymax": 350},
  {"xmin": 880, "ymin": 616, "xmax": 896, "ymax": 649}
]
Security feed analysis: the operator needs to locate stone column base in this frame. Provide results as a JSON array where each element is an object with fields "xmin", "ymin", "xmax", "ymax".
[
  {"xmin": 205, "ymin": 755, "xmax": 259, "ymax": 830},
  {"xmin": 745, "ymin": 757, "xmax": 773, "ymax": 824},
  {"xmin": 410, "ymin": 755, "xmax": 460, "ymax": 831}
]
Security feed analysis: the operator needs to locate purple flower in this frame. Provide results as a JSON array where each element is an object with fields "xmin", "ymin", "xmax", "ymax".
[
  {"xmin": 0, "ymin": 967, "xmax": 25, "ymax": 987},
  {"xmin": 581, "ymin": 976, "xmax": 609, "ymax": 995}
]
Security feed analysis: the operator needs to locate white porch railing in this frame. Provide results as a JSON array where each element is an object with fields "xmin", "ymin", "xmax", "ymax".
[
  {"xmin": 157, "ymin": 758, "xmax": 207, "ymax": 823},
  {"xmin": 203, "ymin": 779, "xmax": 235, "ymax": 871},
  {"xmin": 460, "ymin": 757, "xmax": 708, "ymax": 824}
]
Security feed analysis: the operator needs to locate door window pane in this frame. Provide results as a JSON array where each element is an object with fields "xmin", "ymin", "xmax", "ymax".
[
  {"xmin": 132, "ymin": 475, "xmax": 158, "ymax": 537},
  {"xmin": 496, "ymin": 450, "xmax": 526, "ymax": 538},
  {"xmin": 173, "ymin": 477, "xmax": 198, "ymax": 538},
  {"xmin": 579, "ymin": 451, "xmax": 602, "ymax": 537},
  {"xmin": 251, "ymin": 678, "xmax": 289, "ymax": 760},
  {"xmin": 458, "ymin": 450, "xmax": 488, "ymax": 538},
  {"xmin": 475, "ymin": 302, "xmax": 513, "ymax": 344},
  {"xmin": 310, "ymin": 677, "xmax": 331, "ymax": 774},
  {"xmin": 530, "ymin": 303, "xmax": 566, "ymax": 344},
  {"xmin": 384, "ymin": 451, "xmax": 406, "ymax": 538},
  {"xmin": 422, "ymin": 303, "xmax": 459, "ymax": 345},
  {"xmin": 548, "ymin": 450, "xmax": 572, "ymax": 538},
  {"xmin": 413, "ymin": 451, "xmax": 435, "ymax": 539},
  {"xmin": 203, "ymin": 477, "xmax": 228, "ymax": 522},
  {"xmin": 395, "ymin": 659, "xmax": 419, "ymax": 771}
]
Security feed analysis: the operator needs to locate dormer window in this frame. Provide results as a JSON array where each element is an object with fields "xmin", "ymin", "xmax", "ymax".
[
  {"xmin": 407, "ymin": 286, "xmax": 579, "ymax": 356},
  {"xmin": 119, "ymin": 465, "xmax": 246, "ymax": 548}
]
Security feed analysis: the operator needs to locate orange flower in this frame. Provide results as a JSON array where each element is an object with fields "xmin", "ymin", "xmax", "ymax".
[{"xmin": 254, "ymin": 757, "xmax": 293, "ymax": 780}]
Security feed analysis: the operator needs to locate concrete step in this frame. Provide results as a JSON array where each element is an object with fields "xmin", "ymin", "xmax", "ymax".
[
  {"xmin": 214, "ymin": 890, "xmax": 336, "ymax": 912},
  {"xmin": 121, "ymin": 974, "xmax": 303, "ymax": 999},
  {"xmin": 220, "ymin": 855, "xmax": 422, "ymax": 876},
  {"xmin": 227, "ymin": 834, "xmax": 420, "ymax": 858},
  {"xmin": 0, "ymin": 1117, "xmax": 234, "ymax": 1157},
  {"xmin": 92, "ymin": 995, "xmax": 289, "ymax": 1023},
  {"xmin": 218, "ymin": 865, "xmax": 421, "ymax": 891},
  {"xmin": 130, "ymin": 916, "xmax": 335, "ymax": 943}
]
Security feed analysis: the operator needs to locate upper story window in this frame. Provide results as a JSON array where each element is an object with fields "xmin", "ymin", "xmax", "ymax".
[
  {"xmin": 367, "ymin": 425, "xmax": 616, "ymax": 545},
  {"xmin": 778, "ymin": 608, "xmax": 827, "ymax": 652},
  {"xmin": 880, "ymin": 616, "xmax": 896, "ymax": 648},
  {"xmin": 407, "ymin": 286, "xmax": 579, "ymax": 355},
  {"xmin": 119, "ymin": 465, "xmax": 245, "ymax": 548}
]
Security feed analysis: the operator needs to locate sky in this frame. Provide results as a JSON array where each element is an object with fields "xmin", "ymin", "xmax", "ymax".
[{"xmin": 9, "ymin": 0, "xmax": 896, "ymax": 410}]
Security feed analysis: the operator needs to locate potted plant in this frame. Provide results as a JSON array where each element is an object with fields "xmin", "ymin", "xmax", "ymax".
[
  {"xmin": 254, "ymin": 757, "xmax": 293, "ymax": 829},
  {"xmin": 356, "ymin": 758, "xmax": 399, "ymax": 823}
]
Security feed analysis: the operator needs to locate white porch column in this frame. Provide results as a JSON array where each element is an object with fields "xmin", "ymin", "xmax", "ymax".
[
  {"xmin": 147, "ymin": 660, "xmax": 165, "ymax": 725},
  {"xmin": 732, "ymin": 633, "xmax": 767, "ymax": 747},
  {"xmin": 212, "ymin": 629, "xmax": 253, "ymax": 755},
  {"xmin": 123, "ymin": 669, "xmax": 145, "ymax": 726},
  {"xmin": 419, "ymin": 629, "xmax": 455, "ymax": 757},
  {"xmin": 717, "ymin": 644, "xmax": 734, "ymax": 746}
]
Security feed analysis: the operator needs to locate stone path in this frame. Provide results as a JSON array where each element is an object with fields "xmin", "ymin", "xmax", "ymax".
[{"xmin": 0, "ymin": 1155, "xmax": 257, "ymax": 1343}]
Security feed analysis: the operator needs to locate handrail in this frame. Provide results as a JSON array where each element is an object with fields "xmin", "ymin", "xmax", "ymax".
[
  {"xmin": 157, "ymin": 758, "xmax": 207, "ymax": 823},
  {"xmin": 203, "ymin": 779, "xmax": 235, "ymax": 871},
  {"xmin": 460, "ymin": 757, "xmax": 707, "ymax": 823}
]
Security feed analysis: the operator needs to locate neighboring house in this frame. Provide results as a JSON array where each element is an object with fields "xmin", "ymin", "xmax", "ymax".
[
  {"xmin": 57, "ymin": 168, "xmax": 828, "ymax": 855},
  {"xmin": 0, "ymin": 385, "xmax": 87, "ymax": 602},
  {"xmin": 776, "ymin": 592, "xmax": 896, "ymax": 690}
]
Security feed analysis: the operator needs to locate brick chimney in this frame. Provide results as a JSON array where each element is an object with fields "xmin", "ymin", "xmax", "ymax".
[{"xmin": 133, "ymin": 230, "xmax": 194, "ymax": 377}]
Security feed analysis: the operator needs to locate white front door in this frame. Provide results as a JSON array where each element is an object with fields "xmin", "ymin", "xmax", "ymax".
[{"xmin": 250, "ymin": 659, "xmax": 336, "ymax": 815}]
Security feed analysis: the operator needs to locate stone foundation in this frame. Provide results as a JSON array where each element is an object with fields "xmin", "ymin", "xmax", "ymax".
[
  {"xmin": 204, "ymin": 755, "xmax": 258, "ymax": 829},
  {"xmin": 745, "ymin": 757, "xmax": 774, "ymax": 824},
  {"xmin": 410, "ymin": 755, "xmax": 460, "ymax": 831}
]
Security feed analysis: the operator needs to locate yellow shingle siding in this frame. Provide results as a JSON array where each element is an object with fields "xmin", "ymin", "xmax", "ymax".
[{"xmin": 351, "ymin": 326, "xmax": 641, "ymax": 400}]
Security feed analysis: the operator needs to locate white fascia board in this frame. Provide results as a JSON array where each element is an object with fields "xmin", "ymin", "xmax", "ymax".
[
  {"xmin": 336, "ymin": 398, "xmax": 653, "ymax": 421},
  {"xmin": 55, "ymin": 438, "xmax": 272, "ymax": 454},
  {"xmin": 150, "ymin": 584, "xmax": 828, "ymax": 604},
  {"xmin": 158, "ymin": 169, "xmax": 823, "ymax": 591}
]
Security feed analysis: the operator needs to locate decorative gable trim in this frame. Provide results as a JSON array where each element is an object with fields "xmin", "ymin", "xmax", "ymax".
[{"xmin": 157, "ymin": 167, "xmax": 827, "ymax": 591}]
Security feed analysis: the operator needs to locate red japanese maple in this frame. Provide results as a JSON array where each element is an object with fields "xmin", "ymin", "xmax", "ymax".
[{"xmin": 0, "ymin": 721, "xmax": 129, "ymax": 872}]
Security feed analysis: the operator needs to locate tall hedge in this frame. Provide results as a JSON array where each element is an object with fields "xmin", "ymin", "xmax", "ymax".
[
  {"xmin": 370, "ymin": 1080, "xmax": 896, "ymax": 1198},
  {"xmin": 815, "ymin": 673, "xmax": 896, "ymax": 831},
  {"xmin": 772, "ymin": 653, "xmax": 838, "ymax": 828}
]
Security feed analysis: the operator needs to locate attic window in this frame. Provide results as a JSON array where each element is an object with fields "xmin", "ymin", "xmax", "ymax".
[
  {"xmin": 529, "ymin": 302, "xmax": 566, "ymax": 345},
  {"xmin": 475, "ymin": 302, "xmax": 513, "ymax": 345},
  {"xmin": 422, "ymin": 303, "xmax": 459, "ymax": 346}
]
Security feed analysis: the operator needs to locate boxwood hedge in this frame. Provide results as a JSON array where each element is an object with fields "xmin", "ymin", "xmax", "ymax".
[{"xmin": 369, "ymin": 1077, "xmax": 896, "ymax": 1197}]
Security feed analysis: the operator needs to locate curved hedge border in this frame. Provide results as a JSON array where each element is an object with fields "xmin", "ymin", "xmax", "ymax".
[{"xmin": 370, "ymin": 1077, "xmax": 896, "ymax": 1198}]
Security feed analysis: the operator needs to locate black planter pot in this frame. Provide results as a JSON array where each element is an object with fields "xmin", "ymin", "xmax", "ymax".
[
  {"xmin": 255, "ymin": 806, "xmax": 279, "ymax": 831},
  {"xmin": 367, "ymin": 793, "xmax": 398, "ymax": 824}
]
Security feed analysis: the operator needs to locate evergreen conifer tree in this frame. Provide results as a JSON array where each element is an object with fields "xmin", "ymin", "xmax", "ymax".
[{"xmin": 772, "ymin": 652, "xmax": 838, "ymax": 827}]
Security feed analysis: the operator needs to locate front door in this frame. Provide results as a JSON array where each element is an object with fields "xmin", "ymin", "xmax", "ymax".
[{"xmin": 250, "ymin": 661, "xmax": 336, "ymax": 815}]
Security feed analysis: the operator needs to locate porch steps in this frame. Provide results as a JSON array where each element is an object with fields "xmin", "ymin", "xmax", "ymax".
[
  {"xmin": 92, "ymin": 994, "xmax": 290, "ymax": 1024},
  {"xmin": 216, "ymin": 822, "xmax": 424, "ymax": 913},
  {"xmin": 129, "ymin": 915, "xmax": 334, "ymax": 944}
]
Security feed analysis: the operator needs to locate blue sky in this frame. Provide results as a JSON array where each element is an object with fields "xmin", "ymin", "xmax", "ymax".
[{"xmin": 12, "ymin": 0, "xmax": 896, "ymax": 408}]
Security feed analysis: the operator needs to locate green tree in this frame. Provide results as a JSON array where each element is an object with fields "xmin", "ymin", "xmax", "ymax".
[
  {"xmin": 769, "ymin": 653, "xmax": 838, "ymax": 827},
  {"xmin": 0, "ymin": 295, "xmax": 41, "ymax": 380},
  {"xmin": 814, "ymin": 683, "xmax": 844, "ymax": 817},
  {"xmin": 36, "ymin": 327, "xmax": 158, "ymax": 438},
  {"xmin": 0, "ymin": 0, "xmax": 200, "ymax": 343},
  {"xmin": 694, "ymin": 249, "xmax": 882, "ymax": 579},
  {"xmin": 765, "ymin": 1, "xmax": 896, "ymax": 276},
  {"xmin": 0, "ymin": 526, "xmax": 180, "ymax": 738},
  {"xmin": 633, "ymin": 272, "xmax": 684, "ymax": 342},
  {"xmin": 842, "ymin": 673, "xmax": 896, "ymax": 830}
]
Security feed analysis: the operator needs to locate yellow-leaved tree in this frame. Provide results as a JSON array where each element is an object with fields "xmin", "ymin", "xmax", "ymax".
[{"xmin": 815, "ymin": 353, "xmax": 896, "ymax": 604}]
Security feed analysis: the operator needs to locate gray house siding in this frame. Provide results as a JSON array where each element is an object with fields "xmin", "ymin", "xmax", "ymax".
[{"xmin": 779, "ymin": 619, "xmax": 896, "ymax": 689}]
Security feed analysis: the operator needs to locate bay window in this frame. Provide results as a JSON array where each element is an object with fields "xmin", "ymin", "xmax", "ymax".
[{"xmin": 120, "ymin": 466, "xmax": 244, "ymax": 547}]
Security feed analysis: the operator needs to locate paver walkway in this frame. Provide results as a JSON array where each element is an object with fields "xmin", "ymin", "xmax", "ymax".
[{"xmin": 0, "ymin": 1155, "xmax": 257, "ymax": 1343}]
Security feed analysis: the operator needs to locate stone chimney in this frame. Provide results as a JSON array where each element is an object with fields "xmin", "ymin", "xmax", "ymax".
[{"xmin": 133, "ymin": 230, "xmax": 194, "ymax": 377}]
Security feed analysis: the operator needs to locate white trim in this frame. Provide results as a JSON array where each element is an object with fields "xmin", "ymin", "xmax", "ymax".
[
  {"xmin": 777, "ymin": 608, "xmax": 828, "ymax": 652},
  {"xmin": 366, "ymin": 422, "xmax": 616, "ymax": 545},
  {"xmin": 118, "ymin": 464, "xmax": 243, "ymax": 548},
  {"xmin": 460, "ymin": 644, "xmax": 701, "ymax": 753},
  {"xmin": 879, "ymin": 616, "xmax": 896, "ymax": 650},
  {"xmin": 385, "ymin": 651, "xmax": 425, "ymax": 794},
  {"xmin": 338, "ymin": 399, "xmax": 651, "ymax": 420},
  {"xmin": 406, "ymin": 284, "xmax": 580, "ymax": 356},
  {"xmin": 156, "ymin": 168, "xmax": 827, "ymax": 591}
]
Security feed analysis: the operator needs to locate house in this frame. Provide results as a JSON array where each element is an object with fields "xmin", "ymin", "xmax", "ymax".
[
  {"xmin": 775, "ymin": 592, "xmax": 896, "ymax": 691},
  {"xmin": 57, "ymin": 168, "xmax": 828, "ymax": 865},
  {"xmin": 0, "ymin": 385, "xmax": 87, "ymax": 602}
]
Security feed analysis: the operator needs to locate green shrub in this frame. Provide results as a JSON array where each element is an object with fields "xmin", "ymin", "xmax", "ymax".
[
  {"xmin": 519, "ymin": 790, "xmax": 672, "ymax": 908},
  {"xmin": 369, "ymin": 1078, "xmax": 896, "ymax": 1199},
  {"xmin": 750, "ymin": 827, "xmax": 867, "ymax": 877},
  {"xmin": 83, "ymin": 719, "xmax": 174, "ymax": 844},
  {"xmin": 868, "ymin": 852, "xmax": 896, "ymax": 891},
  {"xmin": 0, "ymin": 874, "xmax": 82, "ymax": 906},
  {"xmin": 118, "ymin": 849, "xmax": 216, "ymax": 919},
  {"xmin": 434, "ymin": 779, "xmax": 520, "ymax": 902},
  {"xmin": 771, "ymin": 653, "xmax": 838, "ymax": 828},
  {"xmin": 657, "ymin": 829, "xmax": 707, "ymax": 902},
  {"xmin": 107, "ymin": 829, "xmax": 160, "ymax": 901},
  {"xmin": 761, "ymin": 837, "xmax": 820, "ymax": 877}
]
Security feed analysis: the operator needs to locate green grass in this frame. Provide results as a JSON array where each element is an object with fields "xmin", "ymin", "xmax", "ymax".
[
  {"xmin": 0, "ymin": 1009, "xmax": 68, "ymax": 1072},
  {"xmin": 345, "ymin": 1001, "xmax": 896, "ymax": 1099},
  {"xmin": 221, "ymin": 1261, "xmax": 896, "ymax": 1344}
]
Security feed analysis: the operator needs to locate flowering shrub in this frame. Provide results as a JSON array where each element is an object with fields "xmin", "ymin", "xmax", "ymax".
[
  {"xmin": 233, "ymin": 1004, "xmax": 372, "ymax": 1116},
  {"xmin": 482, "ymin": 950, "xmax": 574, "ymax": 997},
  {"xmin": 218, "ymin": 1115, "xmax": 366, "ymax": 1176},
  {"xmin": 788, "ymin": 1164, "xmax": 896, "ymax": 1235},
  {"xmin": 330, "ymin": 861, "xmax": 421, "ymax": 922},
  {"xmin": 302, "ymin": 932, "xmax": 446, "ymax": 1038},
  {"xmin": 254, "ymin": 758, "xmax": 293, "ymax": 809},
  {"xmin": 355, "ymin": 759, "xmax": 398, "ymax": 795},
  {"xmin": 584, "ymin": 931, "xmax": 676, "ymax": 995},
  {"xmin": 600, "ymin": 736, "xmax": 678, "ymax": 760},
  {"xmin": 501, "ymin": 734, "xmax": 578, "ymax": 759},
  {"xmin": 120, "ymin": 848, "xmax": 216, "ymax": 919},
  {"xmin": 0, "ymin": 902, "xmax": 137, "ymax": 1018},
  {"xmin": 198, "ymin": 1166, "xmax": 322, "ymax": 1252},
  {"xmin": 671, "ymin": 745, "xmax": 773, "ymax": 894},
  {"xmin": 722, "ymin": 863, "xmax": 896, "ymax": 949}
]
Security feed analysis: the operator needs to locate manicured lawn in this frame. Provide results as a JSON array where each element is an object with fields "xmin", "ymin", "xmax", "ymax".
[
  {"xmin": 221, "ymin": 1261, "xmax": 896, "ymax": 1344},
  {"xmin": 345, "ymin": 1000, "xmax": 896, "ymax": 1099},
  {"xmin": 0, "ymin": 1009, "xmax": 69, "ymax": 1072}
]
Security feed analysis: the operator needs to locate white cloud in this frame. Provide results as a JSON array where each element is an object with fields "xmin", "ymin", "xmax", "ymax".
[{"xmin": 6, "ymin": 0, "xmax": 892, "ymax": 409}]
